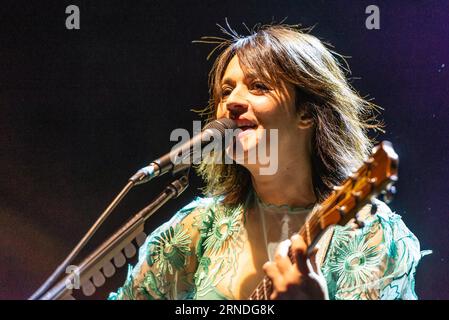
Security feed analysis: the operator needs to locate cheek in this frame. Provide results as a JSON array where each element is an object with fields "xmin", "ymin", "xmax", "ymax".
[
  {"xmin": 253, "ymin": 100, "xmax": 287, "ymax": 125},
  {"xmin": 262, "ymin": 95, "xmax": 296, "ymax": 122}
]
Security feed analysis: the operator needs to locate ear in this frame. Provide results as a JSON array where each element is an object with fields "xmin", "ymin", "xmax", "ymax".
[{"xmin": 297, "ymin": 109, "xmax": 314, "ymax": 129}]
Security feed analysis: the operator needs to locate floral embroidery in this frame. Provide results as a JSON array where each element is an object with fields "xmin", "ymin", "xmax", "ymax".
[
  {"xmin": 194, "ymin": 256, "xmax": 215, "ymax": 298},
  {"xmin": 147, "ymin": 224, "xmax": 191, "ymax": 276},
  {"xmin": 326, "ymin": 229, "xmax": 383, "ymax": 290},
  {"xmin": 202, "ymin": 205, "xmax": 242, "ymax": 256},
  {"xmin": 138, "ymin": 270, "xmax": 163, "ymax": 299},
  {"xmin": 192, "ymin": 202, "xmax": 246, "ymax": 299}
]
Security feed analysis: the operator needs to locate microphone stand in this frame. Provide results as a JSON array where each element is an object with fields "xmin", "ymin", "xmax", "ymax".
[{"xmin": 35, "ymin": 169, "xmax": 190, "ymax": 300}]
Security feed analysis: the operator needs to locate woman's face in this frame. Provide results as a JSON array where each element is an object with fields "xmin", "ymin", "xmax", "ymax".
[{"xmin": 216, "ymin": 55, "xmax": 304, "ymax": 171}]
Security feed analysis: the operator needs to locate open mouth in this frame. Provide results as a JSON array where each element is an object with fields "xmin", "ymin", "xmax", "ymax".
[
  {"xmin": 236, "ymin": 119, "xmax": 257, "ymax": 131},
  {"xmin": 239, "ymin": 125, "xmax": 257, "ymax": 131}
]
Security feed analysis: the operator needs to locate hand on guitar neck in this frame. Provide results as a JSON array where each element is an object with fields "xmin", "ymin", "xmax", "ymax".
[{"xmin": 263, "ymin": 234, "xmax": 328, "ymax": 300}]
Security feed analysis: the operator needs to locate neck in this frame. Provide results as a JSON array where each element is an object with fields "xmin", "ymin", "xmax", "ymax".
[{"xmin": 246, "ymin": 144, "xmax": 317, "ymax": 209}]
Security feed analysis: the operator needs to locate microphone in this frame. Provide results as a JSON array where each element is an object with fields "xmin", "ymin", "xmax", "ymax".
[{"xmin": 130, "ymin": 118, "xmax": 237, "ymax": 185}]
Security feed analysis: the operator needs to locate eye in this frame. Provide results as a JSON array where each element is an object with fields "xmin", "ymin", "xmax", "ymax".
[
  {"xmin": 221, "ymin": 85, "xmax": 233, "ymax": 98},
  {"xmin": 251, "ymin": 81, "xmax": 271, "ymax": 93}
]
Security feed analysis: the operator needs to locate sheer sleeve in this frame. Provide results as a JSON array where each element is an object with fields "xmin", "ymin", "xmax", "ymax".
[
  {"xmin": 320, "ymin": 198, "xmax": 428, "ymax": 300},
  {"xmin": 108, "ymin": 197, "xmax": 210, "ymax": 300}
]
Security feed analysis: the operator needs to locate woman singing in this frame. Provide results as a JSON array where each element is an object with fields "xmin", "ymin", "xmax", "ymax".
[{"xmin": 109, "ymin": 23, "xmax": 424, "ymax": 300}]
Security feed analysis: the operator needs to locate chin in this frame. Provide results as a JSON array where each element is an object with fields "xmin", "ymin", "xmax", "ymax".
[{"xmin": 226, "ymin": 136, "xmax": 266, "ymax": 166}]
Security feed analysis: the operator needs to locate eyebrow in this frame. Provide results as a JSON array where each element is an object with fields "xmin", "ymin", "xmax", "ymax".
[
  {"xmin": 220, "ymin": 75, "xmax": 259, "ymax": 86},
  {"xmin": 220, "ymin": 77, "xmax": 235, "ymax": 86}
]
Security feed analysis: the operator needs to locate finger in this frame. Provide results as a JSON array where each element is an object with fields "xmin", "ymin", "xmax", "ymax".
[
  {"xmin": 274, "ymin": 239, "xmax": 293, "ymax": 275},
  {"xmin": 275, "ymin": 239, "xmax": 291, "ymax": 258},
  {"xmin": 263, "ymin": 262, "xmax": 286, "ymax": 292},
  {"xmin": 290, "ymin": 234, "xmax": 309, "ymax": 275},
  {"xmin": 274, "ymin": 254, "xmax": 293, "ymax": 275}
]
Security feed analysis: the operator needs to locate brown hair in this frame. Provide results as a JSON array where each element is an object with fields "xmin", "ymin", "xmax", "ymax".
[{"xmin": 195, "ymin": 22, "xmax": 383, "ymax": 206}]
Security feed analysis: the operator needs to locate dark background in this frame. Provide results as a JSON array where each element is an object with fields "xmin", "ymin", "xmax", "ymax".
[{"xmin": 0, "ymin": 0, "xmax": 447, "ymax": 300}]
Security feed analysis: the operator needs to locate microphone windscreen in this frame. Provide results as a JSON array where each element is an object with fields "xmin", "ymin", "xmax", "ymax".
[{"xmin": 204, "ymin": 118, "xmax": 237, "ymax": 135}]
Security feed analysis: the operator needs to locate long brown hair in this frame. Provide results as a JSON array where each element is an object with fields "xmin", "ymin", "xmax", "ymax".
[{"xmin": 195, "ymin": 22, "xmax": 383, "ymax": 206}]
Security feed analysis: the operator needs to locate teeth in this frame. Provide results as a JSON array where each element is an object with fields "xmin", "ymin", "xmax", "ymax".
[{"xmin": 237, "ymin": 119, "xmax": 256, "ymax": 127}]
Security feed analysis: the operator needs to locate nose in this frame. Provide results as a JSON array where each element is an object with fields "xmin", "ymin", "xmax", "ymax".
[{"xmin": 225, "ymin": 89, "xmax": 249, "ymax": 120}]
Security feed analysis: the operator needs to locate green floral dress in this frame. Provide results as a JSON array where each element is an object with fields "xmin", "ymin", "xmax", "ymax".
[{"xmin": 108, "ymin": 195, "xmax": 427, "ymax": 300}]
